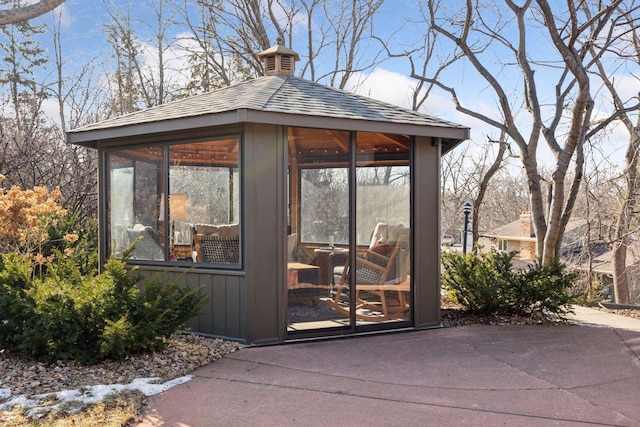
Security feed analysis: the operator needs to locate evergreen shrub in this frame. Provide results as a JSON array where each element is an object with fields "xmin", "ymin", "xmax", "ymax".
[
  {"xmin": 441, "ymin": 250, "xmax": 576, "ymax": 319},
  {"xmin": 0, "ymin": 246, "xmax": 206, "ymax": 364}
]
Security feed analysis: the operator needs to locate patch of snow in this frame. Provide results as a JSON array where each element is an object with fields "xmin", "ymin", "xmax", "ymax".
[{"xmin": 0, "ymin": 375, "xmax": 193, "ymax": 418}]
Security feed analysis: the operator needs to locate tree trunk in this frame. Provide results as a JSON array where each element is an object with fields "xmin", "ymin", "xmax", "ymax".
[
  {"xmin": 0, "ymin": 0, "xmax": 65, "ymax": 25},
  {"xmin": 472, "ymin": 134, "xmax": 507, "ymax": 253},
  {"xmin": 612, "ymin": 129, "xmax": 640, "ymax": 304},
  {"xmin": 612, "ymin": 241, "xmax": 630, "ymax": 304}
]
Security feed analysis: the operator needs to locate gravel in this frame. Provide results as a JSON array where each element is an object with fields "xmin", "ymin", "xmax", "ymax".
[
  {"xmin": 596, "ymin": 306, "xmax": 640, "ymax": 320},
  {"xmin": 441, "ymin": 303, "xmax": 640, "ymax": 327},
  {"xmin": 0, "ymin": 334, "xmax": 240, "ymax": 409}
]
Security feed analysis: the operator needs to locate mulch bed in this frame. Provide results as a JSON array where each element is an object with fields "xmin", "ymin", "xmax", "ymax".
[{"xmin": 441, "ymin": 302, "xmax": 640, "ymax": 328}]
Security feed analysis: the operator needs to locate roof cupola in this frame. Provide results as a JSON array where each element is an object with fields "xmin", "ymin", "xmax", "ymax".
[{"xmin": 257, "ymin": 37, "xmax": 299, "ymax": 76}]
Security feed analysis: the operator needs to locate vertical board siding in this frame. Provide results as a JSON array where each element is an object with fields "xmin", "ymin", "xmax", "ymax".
[
  {"xmin": 413, "ymin": 136, "xmax": 442, "ymax": 328},
  {"xmin": 242, "ymin": 123, "xmax": 284, "ymax": 345},
  {"xmin": 134, "ymin": 266, "xmax": 246, "ymax": 342}
]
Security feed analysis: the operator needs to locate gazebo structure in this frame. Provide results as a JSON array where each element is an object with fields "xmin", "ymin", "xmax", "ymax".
[{"xmin": 67, "ymin": 43, "xmax": 469, "ymax": 345}]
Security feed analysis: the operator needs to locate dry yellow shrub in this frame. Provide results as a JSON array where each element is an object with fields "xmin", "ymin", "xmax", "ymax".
[{"xmin": 0, "ymin": 176, "xmax": 67, "ymax": 254}]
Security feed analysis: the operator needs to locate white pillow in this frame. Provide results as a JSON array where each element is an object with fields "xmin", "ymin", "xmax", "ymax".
[{"xmin": 287, "ymin": 233, "xmax": 297, "ymax": 262}]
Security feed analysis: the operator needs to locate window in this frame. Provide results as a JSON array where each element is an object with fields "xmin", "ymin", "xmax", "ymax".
[
  {"xmin": 107, "ymin": 146, "xmax": 164, "ymax": 261},
  {"xmin": 105, "ymin": 137, "xmax": 241, "ymax": 265},
  {"xmin": 355, "ymin": 165, "xmax": 410, "ymax": 246},
  {"xmin": 300, "ymin": 168, "xmax": 349, "ymax": 245}
]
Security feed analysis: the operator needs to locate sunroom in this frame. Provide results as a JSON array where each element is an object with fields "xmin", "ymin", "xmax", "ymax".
[{"xmin": 67, "ymin": 43, "xmax": 469, "ymax": 345}]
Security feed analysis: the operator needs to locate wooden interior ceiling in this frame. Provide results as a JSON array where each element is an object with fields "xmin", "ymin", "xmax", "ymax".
[
  {"xmin": 111, "ymin": 138, "xmax": 240, "ymax": 167},
  {"xmin": 288, "ymin": 127, "xmax": 410, "ymax": 164},
  {"xmin": 110, "ymin": 129, "xmax": 411, "ymax": 168},
  {"xmin": 170, "ymin": 139, "xmax": 239, "ymax": 167}
]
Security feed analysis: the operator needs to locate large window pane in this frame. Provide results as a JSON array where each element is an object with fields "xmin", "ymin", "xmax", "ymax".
[
  {"xmin": 355, "ymin": 132, "xmax": 411, "ymax": 325},
  {"xmin": 170, "ymin": 138, "xmax": 241, "ymax": 265},
  {"xmin": 356, "ymin": 166, "xmax": 410, "ymax": 246},
  {"xmin": 287, "ymin": 127, "xmax": 413, "ymax": 332},
  {"xmin": 300, "ymin": 168, "xmax": 348, "ymax": 245},
  {"xmin": 106, "ymin": 146, "xmax": 164, "ymax": 260},
  {"xmin": 105, "ymin": 137, "xmax": 241, "ymax": 266},
  {"xmin": 287, "ymin": 127, "xmax": 350, "ymax": 332}
]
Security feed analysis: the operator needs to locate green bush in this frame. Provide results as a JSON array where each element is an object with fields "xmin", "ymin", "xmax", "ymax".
[
  {"xmin": 442, "ymin": 250, "xmax": 576, "ymax": 319},
  {"xmin": 42, "ymin": 214, "xmax": 99, "ymax": 277},
  {"xmin": 0, "ymin": 247, "xmax": 206, "ymax": 364}
]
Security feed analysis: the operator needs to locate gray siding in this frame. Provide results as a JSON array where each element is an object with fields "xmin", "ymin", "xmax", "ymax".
[
  {"xmin": 413, "ymin": 136, "xmax": 442, "ymax": 328},
  {"xmin": 135, "ymin": 267, "xmax": 246, "ymax": 342},
  {"xmin": 242, "ymin": 123, "xmax": 286, "ymax": 344}
]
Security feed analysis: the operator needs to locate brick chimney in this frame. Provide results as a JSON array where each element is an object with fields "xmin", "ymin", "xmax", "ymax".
[
  {"xmin": 257, "ymin": 37, "xmax": 300, "ymax": 76},
  {"xmin": 519, "ymin": 211, "xmax": 535, "ymax": 259}
]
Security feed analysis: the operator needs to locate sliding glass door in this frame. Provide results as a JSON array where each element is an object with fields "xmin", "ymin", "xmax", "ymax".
[
  {"xmin": 286, "ymin": 127, "xmax": 411, "ymax": 336},
  {"xmin": 287, "ymin": 128, "xmax": 351, "ymax": 333},
  {"xmin": 354, "ymin": 132, "xmax": 411, "ymax": 326}
]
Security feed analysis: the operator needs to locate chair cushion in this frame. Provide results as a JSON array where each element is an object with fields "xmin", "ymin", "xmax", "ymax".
[
  {"xmin": 369, "ymin": 223, "xmax": 405, "ymax": 248},
  {"xmin": 194, "ymin": 223, "xmax": 239, "ymax": 237},
  {"xmin": 369, "ymin": 242, "xmax": 393, "ymax": 256}
]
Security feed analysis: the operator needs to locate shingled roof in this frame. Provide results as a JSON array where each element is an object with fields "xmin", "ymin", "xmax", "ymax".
[{"xmin": 67, "ymin": 74, "xmax": 469, "ymax": 150}]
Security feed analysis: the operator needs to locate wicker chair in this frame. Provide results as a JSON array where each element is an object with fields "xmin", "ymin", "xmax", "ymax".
[
  {"xmin": 327, "ymin": 227, "xmax": 410, "ymax": 320},
  {"xmin": 194, "ymin": 234, "xmax": 240, "ymax": 264}
]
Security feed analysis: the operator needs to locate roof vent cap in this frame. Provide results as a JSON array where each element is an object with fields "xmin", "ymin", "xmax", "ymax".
[{"xmin": 257, "ymin": 37, "xmax": 299, "ymax": 76}]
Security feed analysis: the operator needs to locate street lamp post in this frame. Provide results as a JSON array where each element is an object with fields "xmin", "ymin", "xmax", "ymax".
[{"xmin": 462, "ymin": 201, "xmax": 472, "ymax": 254}]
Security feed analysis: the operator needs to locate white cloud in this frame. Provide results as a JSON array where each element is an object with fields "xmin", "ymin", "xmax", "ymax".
[
  {"xmin": 346, "ymin": 67, "xmax": 499, "ymax": 131},
  {"xmin": 41, "ymin": 98, "xmax": 61, "ymax": 126},
  {"xmin": 138, "ymin": 39, "xmax": 191, "ymax": 90},
  {"xmin": 52, "ymin": 3, "xmax": 74, "ymax": 29},
  {"xmin": 614, "ymin": 73, "xmax": 640, "ymax": 102},
  {"xmin": 347, "ymin": 68, "xmax": 413, "ymax": 108}
]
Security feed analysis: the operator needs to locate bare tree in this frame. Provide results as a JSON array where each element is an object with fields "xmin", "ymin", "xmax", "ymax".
[
  {"xmin": 174, "ymin": 0, "xmax": 387, "ymax": 90},
  {"xmin": 0, "ymin": 4, "xmax": 50, "ymax": 190},
  {"xmin": 102, "ymin": 0, "xmax": 180, "ymax": 113},
  {"xmin": 189, "ymin": 0, "xmax": 287, "ymax": 78},
  {"xmin": 440, "ymin": 136, "xmax": 526, "ymax": 246},
  {"xmin": 414, "ymin": 0, "xmax": 627, "ymax": 265},
  {"xmin": 50, "ymin": 7, "xmax": 99, "ymax": 218},
  {"xmin": 568, "ymin": 147, "xmax": 623, "ymax": 301},
  {"xmin": 138, "ymin": 0, "xmax": 175, "ymax": 106},
  {"xmin": 322, "ymin": 0, "xmax": 385, "ymax": 89},
  {"xmin": 103, "ymin": 5, "xmax": 142, "ymax": 114},
  {"xmin": 587, "ymin": 2, "xmax": 640, "ymax": 303},
  {"xmin": 174, "ymin": 0, "xmax": 253, "ymax": 95},
  {"xmin": 471, "ymin": 132, "xmax": 508, "ymax": 253},
  {"xmin": 0, "ymin": 0, "xmax": 64, "ymax": 25}
]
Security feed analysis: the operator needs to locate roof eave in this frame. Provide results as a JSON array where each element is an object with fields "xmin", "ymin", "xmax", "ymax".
[{"xmin": 67, "ymin": 108, "xmax": 470, "ymax": 150}]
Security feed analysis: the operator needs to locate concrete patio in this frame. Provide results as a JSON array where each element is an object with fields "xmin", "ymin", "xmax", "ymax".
[{"xmin": 138, "ymin": 306, "xmax": 640, "ymax": 426}]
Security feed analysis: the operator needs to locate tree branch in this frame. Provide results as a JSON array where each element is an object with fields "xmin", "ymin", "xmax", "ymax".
[{"xmin": 0, "ymin": 0, "xmax": 65, "ymax": 25}]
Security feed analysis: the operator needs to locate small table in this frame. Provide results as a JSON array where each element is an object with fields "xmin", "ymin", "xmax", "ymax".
[
  {"xmin": 172, "ymin": 244, "xmax": 192, "ymax": 260},
  {"xmin": 287, "ymin": 262, "xmax": 322, "ymax": 305},
  {"xmin": 314, "ymin": 247, "xmax": 348, "ymax": 287}
]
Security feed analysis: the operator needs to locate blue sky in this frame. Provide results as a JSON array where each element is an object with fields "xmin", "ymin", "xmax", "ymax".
[
  {"xmin": 33, "ymin": 1, "xmax": 488, "ymax": 136},
  {"xmin": 26, "ymin": 0, "xmax": 640, "ymax": 170}
]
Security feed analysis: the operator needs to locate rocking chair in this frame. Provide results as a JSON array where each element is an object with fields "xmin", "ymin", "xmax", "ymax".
[{"xmin": 327, "ymin": 226, "xmax": 410, "ymax": 320}]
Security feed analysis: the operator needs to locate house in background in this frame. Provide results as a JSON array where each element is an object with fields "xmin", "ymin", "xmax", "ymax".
[
  {"xmin": 66, "ymin": 42, "xmax": 469, "ymax": 345},
  {"xmin": 484, "ymin": 212, "xmax": 640, "ymax": 303},
  {"xmin": 483, "ymin": 212, "xmax": 587, "ymax": 260},
  {"xmin": 570, "ymin": 243, "xmax": 640, "ymax": 304}
]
